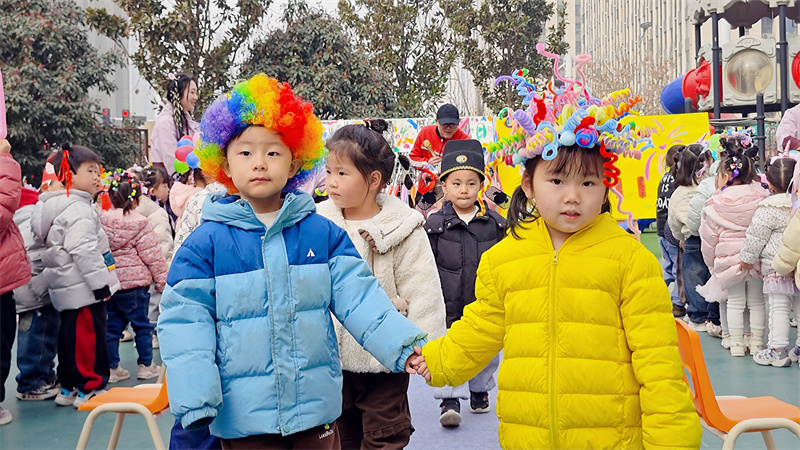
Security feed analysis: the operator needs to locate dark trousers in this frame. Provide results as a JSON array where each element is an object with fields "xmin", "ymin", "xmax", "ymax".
[
  {"xmin": 58, "ymin": 302, "xmax": 109, "ymax": 393},
  {"xmin": 16, "ymin": 304, "xmax": 59, "ymax": 393},
  {"xmin": 0, "ymin": 292, "xmax": 16, "ymax": 402},
  {"xmin": 339, "ymin": 371, "xmax": 413, "ymax": 450},
  {"xmin": 107, "ymin": 286, "xmax": 154, "ymax": 367},
  {"xmin": 169, "ymin": 420, "xmax": 221, "ymax": 450},
  {"xmin": 683, "ymin": 236, "xmax": 720, "ymax": 325},
  {"xmin": 220, "ymin": 422, "xmax": 340, "ymax": 450}
]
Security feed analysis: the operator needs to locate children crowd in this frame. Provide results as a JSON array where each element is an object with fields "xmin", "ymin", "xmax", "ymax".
[
  {"xmin": 660, "ymin": 132, "xmax": 800, "ymax": 367},
  {"xmin": 1, "ymin": 58, "xmax": 797, "ymax": 450}
]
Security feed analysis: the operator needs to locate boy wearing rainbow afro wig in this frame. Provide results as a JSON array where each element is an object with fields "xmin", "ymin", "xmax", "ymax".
[{"xmin": 157, "ymin": 74, "xmax": 428, "ymax": 448}]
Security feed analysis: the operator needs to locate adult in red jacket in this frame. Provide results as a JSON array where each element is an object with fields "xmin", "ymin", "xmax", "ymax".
[
  {"xmin": 1, "ymin": 139, "xmax": 31, "ymax": 425},
  {"xmin": 409, "ymin": 104, "xmax": 469, "ymax": 168}
]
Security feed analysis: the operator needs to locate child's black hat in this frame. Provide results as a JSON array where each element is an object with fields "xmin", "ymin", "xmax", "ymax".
[{"xmin": 440, "ymin": 139, "xmax": 485, "ymax": 181}]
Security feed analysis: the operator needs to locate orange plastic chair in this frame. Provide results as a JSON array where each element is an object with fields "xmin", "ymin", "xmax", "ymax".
[
  {"xmin": 675, "ymin": 318, "xmax": 800, "ymax": 449},
  {"xmin": 76, "ymin": 368, "xmax": 169, "ymax": 450}
]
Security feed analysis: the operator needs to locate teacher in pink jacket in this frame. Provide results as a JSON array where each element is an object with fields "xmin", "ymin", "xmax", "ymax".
[
  {"xmin": 1, "ymin": 139, "xmax": 31, "ymax": 425},
  {"xmin": 150, "ymin": 74, "xmax": 199, "ymax": 176}
]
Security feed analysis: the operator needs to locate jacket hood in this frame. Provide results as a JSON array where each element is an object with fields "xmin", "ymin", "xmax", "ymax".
[
  {"xmin": 316, "ymin": 194, "xmax": 423, "ymax": 254},
  {"xmin": 202, "ymin": 191, "xmax": 315, "ymax": 234},
  {"xmin": 32, "ymin": 190, "xmax": 93, "ymax": 243},
  {"xmin": 705, "ymin": 183, "xmax": 768, "ymax": 228}
]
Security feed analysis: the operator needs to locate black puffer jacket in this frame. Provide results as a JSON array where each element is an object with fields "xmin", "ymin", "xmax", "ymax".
[{"xmin": 424, "ymin": 201, "xmax": 505, "ymax": 327}]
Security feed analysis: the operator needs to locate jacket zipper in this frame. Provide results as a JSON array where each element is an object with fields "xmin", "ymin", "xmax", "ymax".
[{"xmin": 549, "ymin": 249, "xmax": 560, "ymax": 450}]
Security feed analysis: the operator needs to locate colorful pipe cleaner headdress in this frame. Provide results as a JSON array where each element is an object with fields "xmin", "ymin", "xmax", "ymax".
[
  {"xmin": 486, "ymin": 44, "xmax": 653, "ymax": 189},
  {"xmin": 194, "ymin": 74, "xmax": 325, "ymax": 194}
]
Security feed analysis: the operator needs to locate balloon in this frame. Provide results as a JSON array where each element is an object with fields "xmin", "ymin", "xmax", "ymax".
[
  {"xmin": 0, "ymin": 70, "xmax": 6, "ymax": 140},
  {"xmin": 180, "ymin": 135, "xmax": 193, "ymax": 143},
  {"xmin": 186, "ymin": 152, "xmax": 200, "ymax": 169},
  {"xmin": 173, "ymin": 160, "xmax": 189, "ymax": 173},
  {"xmin": 176, "ymin": 145, "xmax": 194, "ymax": 162},
  {"xmin": 177, "ymin": 138, "xmax": 193, "ymax": 148}
]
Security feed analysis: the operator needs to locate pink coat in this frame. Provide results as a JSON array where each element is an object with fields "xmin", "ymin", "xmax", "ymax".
[
  {"xmin": 149, "ymin": 103, "xmax": 199, "ymax": 176},
  {"xmin": 0, "ymin": 154, "xmax": 31, "ymax": 294},
  {"xmin": 699, "ymin": 182, "xmax": 768, "ymax": 298},
  {"xmin": 100, "ymin": 208, "xmax": 168, "ymax": 292}
]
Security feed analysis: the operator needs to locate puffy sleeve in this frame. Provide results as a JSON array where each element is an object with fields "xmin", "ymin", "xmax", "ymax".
[
  {"xmin": 327, "ymin": 226, "xmax": 427, "ymax": 372},
  {"xmin": 135, "ymin": 221, "xmax": 169, "ymax": 292},
  {"xmin": 63, "ymin": 211, "xmax": 111, "ymax": 293},
  {"xmin": 699, "ymin": 206, "xmax": 722, "ymax": 271},
  {"xmin": 422, "ymin": 250, "xmax": 506, "ymax": 388},
  {"xmin": 620, "ymin": 246, "xmax": 702, "ymax": 450},
  {"xmin": 668, "ymin": 189, "xmax": 691, "ymax": 243},
  {"xmin": 393, "ymin": 227, "xmax": 446, "ymax": 341},
  {"xmin": 740, "ymin": 206, "xmax": 771, "ymax": 265},
  {"xmin": 157, "ymin": 238, "xmax": 220, "ymax": 430},
  {"xmin": 773, "ymin": 212, "xmax": 800, "ymax": 276},
  {"xmin": 686, "ymin": 182, "xmax": 712, "ymax": 237},
  {"xmin": 0, "ymin": 154, "xmax": 21, "ymax": 230}
]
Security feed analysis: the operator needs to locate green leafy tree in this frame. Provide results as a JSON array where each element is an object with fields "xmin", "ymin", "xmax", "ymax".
[
  {"xmin": 444, "ymin": 0, "xmax": 569, "ymax": 112},
  {"xmin": 86, "ymin": 0, "xmax": 272, "ymax": 112},
  {"xmin": 338, "ymin": 0, "xmax": 457, "ymax": 116},
  {"xmin": 241, "ymin": 1, "xmax": 400, "ymax": 119},
  {"xmin": 0, "ymin": 0, "xmax": 135, "ymax": 179}
]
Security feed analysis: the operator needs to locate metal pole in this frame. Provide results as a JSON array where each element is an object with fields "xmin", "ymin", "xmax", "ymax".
[
  {"xmin": 685, "ymin": 97, "xmax": 693, "ymax": 114},
  {"xmin": 780, "ymin": 5, "xmax": 789, "ymax": 113},
  {"xmin": 712, "ymin": 12, "xmax": 721, "ymax": 122},
  {"xmin": 756, "ymin": 93, "xmax": 766, "ymax": 171},
  {"xmin": 695, "ymin": 23, "xmax": 702, "ymax": 58}
]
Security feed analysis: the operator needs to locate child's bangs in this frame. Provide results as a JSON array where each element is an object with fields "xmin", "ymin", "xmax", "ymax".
[{"xmin": 545, "ymin": 145, "xmax": 606, "ymax": 179}]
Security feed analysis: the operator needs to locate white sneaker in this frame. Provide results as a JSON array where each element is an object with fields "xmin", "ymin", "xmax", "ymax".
[
  {"xmin": 137, "ymin": 363, "xmax": 161, "ymax": 380},
  {"xmin": 721, "ymin": 336, "xmax": 731, "ymax": 349},
  {"xmin": 152, "ymin": 334, "xmax": 159, "ymax": 349},
  {"xmin": 706, "ymin": 322, "xmax": 723, "ymax": 339},
  {"xmin": 753, "ymin": 348, "xmax": 792, "ymax": 367},
  {"xmin": 109, "ymin": 366, "xmax": 131, "ymax": 383},
  {"xmin": 73, "ymin": 389, "xmax": 107, "ymax": 408},
  {"xmin": 788, "ymin": 346, "xmax": 800, "ymax": 364},
  {"xmin": 730, "ymin": 342, "xmax": 746, "ymax": 357},
  {"xmin": 0, "ymin": 406, "xmax": 11, "ymax": 426},
  {"xmin": 54, "ymin": 387, "xmax": 79, "ymax": 406},
  {"xmin": 687, "ymin": 321, "xmax": 707, "ymax": 332}
]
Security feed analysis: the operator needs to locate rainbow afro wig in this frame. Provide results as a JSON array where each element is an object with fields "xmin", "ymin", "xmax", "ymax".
[{"xmin": 195, "ymin": 74, "xmax": 325, "ymax": 194}]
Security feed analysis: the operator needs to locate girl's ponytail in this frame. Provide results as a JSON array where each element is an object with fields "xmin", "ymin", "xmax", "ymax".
[{"xmin": 506, "ymin": 185, "xmax": 535, "ymax": 239}]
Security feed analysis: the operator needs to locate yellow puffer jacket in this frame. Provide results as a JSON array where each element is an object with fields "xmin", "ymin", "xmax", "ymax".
[{"xmin": 422, "ymin": 214, "xmax": 701, "ymax": 450}]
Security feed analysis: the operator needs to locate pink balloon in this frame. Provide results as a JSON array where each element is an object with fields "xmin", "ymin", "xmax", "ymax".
[
  {"xmin": 0, "ymin": 70, "xmax": 6, "ymax": 140},
  {"xmin": 176, "ymin": 145, "xmax": 194, "ymax": 162}
]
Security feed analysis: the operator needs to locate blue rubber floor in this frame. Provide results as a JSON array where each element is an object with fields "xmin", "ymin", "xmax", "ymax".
[{"xmin": 2, "ymin": 232, "xmax": 799, "ymax": 449}]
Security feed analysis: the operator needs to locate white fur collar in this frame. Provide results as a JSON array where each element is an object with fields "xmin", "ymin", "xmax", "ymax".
[
  {"xmin": 317, "ymin": 194, "xmax": 423, "ymax": 254},
  {"xmin": 758, "ymin": 193, "xmax": 792, "ymax": 209}
]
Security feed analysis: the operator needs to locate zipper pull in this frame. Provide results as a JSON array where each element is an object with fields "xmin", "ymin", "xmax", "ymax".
[{"xmin": 552, "ymin": 250, "xmax": 559, "ymax": 265}]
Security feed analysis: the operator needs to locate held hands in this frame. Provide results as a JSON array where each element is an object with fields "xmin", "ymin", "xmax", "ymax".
[
  {"xmin": 428, "ymin": 156, "xmax": 442, "ymax": 166},
  {"xmin": 0, "ymin": 139, "xmax": 10, "ymax": 154},
  {"xmin": 405, "ymin": 346, "xmax": 431, "ymax": 381},
  {"xmin": 739, "ymin": 261, "xmax": 754, "ymax": 271}
]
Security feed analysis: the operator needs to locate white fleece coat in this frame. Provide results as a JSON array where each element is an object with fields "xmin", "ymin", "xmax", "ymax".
[
  {"xmin": 317, "ymin": 194, "xmax": 446, "ymax": 373},
  {"xmin": 668, "ymin": 185, "xmax": 698, "ymax": 243}
]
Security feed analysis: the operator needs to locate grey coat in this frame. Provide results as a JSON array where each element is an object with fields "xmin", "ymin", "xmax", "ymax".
[
  {"xmin": 12, "ymin": 204, "xmax": 50, "ymax": 313},
  {"xmin": 32, "ymin": 190, "xmax": 119, "ymax": 311}
]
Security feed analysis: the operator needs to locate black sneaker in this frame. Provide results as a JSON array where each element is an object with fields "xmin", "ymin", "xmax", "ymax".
[
  {"xmin": 469, "ymin": 391, "xmax": 490, "ymax": 413},
  {"xmin": 439, "ymin": 398, "xmax": 461, "ymax": 427}
]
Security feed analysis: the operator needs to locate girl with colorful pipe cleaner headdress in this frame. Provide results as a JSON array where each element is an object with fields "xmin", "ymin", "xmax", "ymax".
[
  {"xmin": 158, "ymin": 74, "xmax": 429, "ymax": 446},
  {"xmin": 417, "ymin": 46, "xmax": 702, "ymax": 449}
]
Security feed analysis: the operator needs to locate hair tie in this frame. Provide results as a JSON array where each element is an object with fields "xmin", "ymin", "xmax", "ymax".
[
  {"xmin": 168, "ymin": 73, "xmax": 176, "ymax": 81},
  {"xmin": 58, "ymin": 144, "xmax": 73, "ymax": 196}
]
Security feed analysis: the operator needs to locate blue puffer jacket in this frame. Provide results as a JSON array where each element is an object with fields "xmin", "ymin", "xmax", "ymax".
[{"xmin": 158, "ymin": 191, "xmax": 426, "ymax": 439}]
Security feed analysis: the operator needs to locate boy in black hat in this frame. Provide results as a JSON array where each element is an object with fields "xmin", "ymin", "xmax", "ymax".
[{"xmin": 423, "ymin": 139, "xmax": 506, "ymax": 427}]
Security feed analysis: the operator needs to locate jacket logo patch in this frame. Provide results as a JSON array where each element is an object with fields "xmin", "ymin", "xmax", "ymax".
[{"xmin": 307, "ymin": 248, "xmax": 315, "ymax": 257}]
